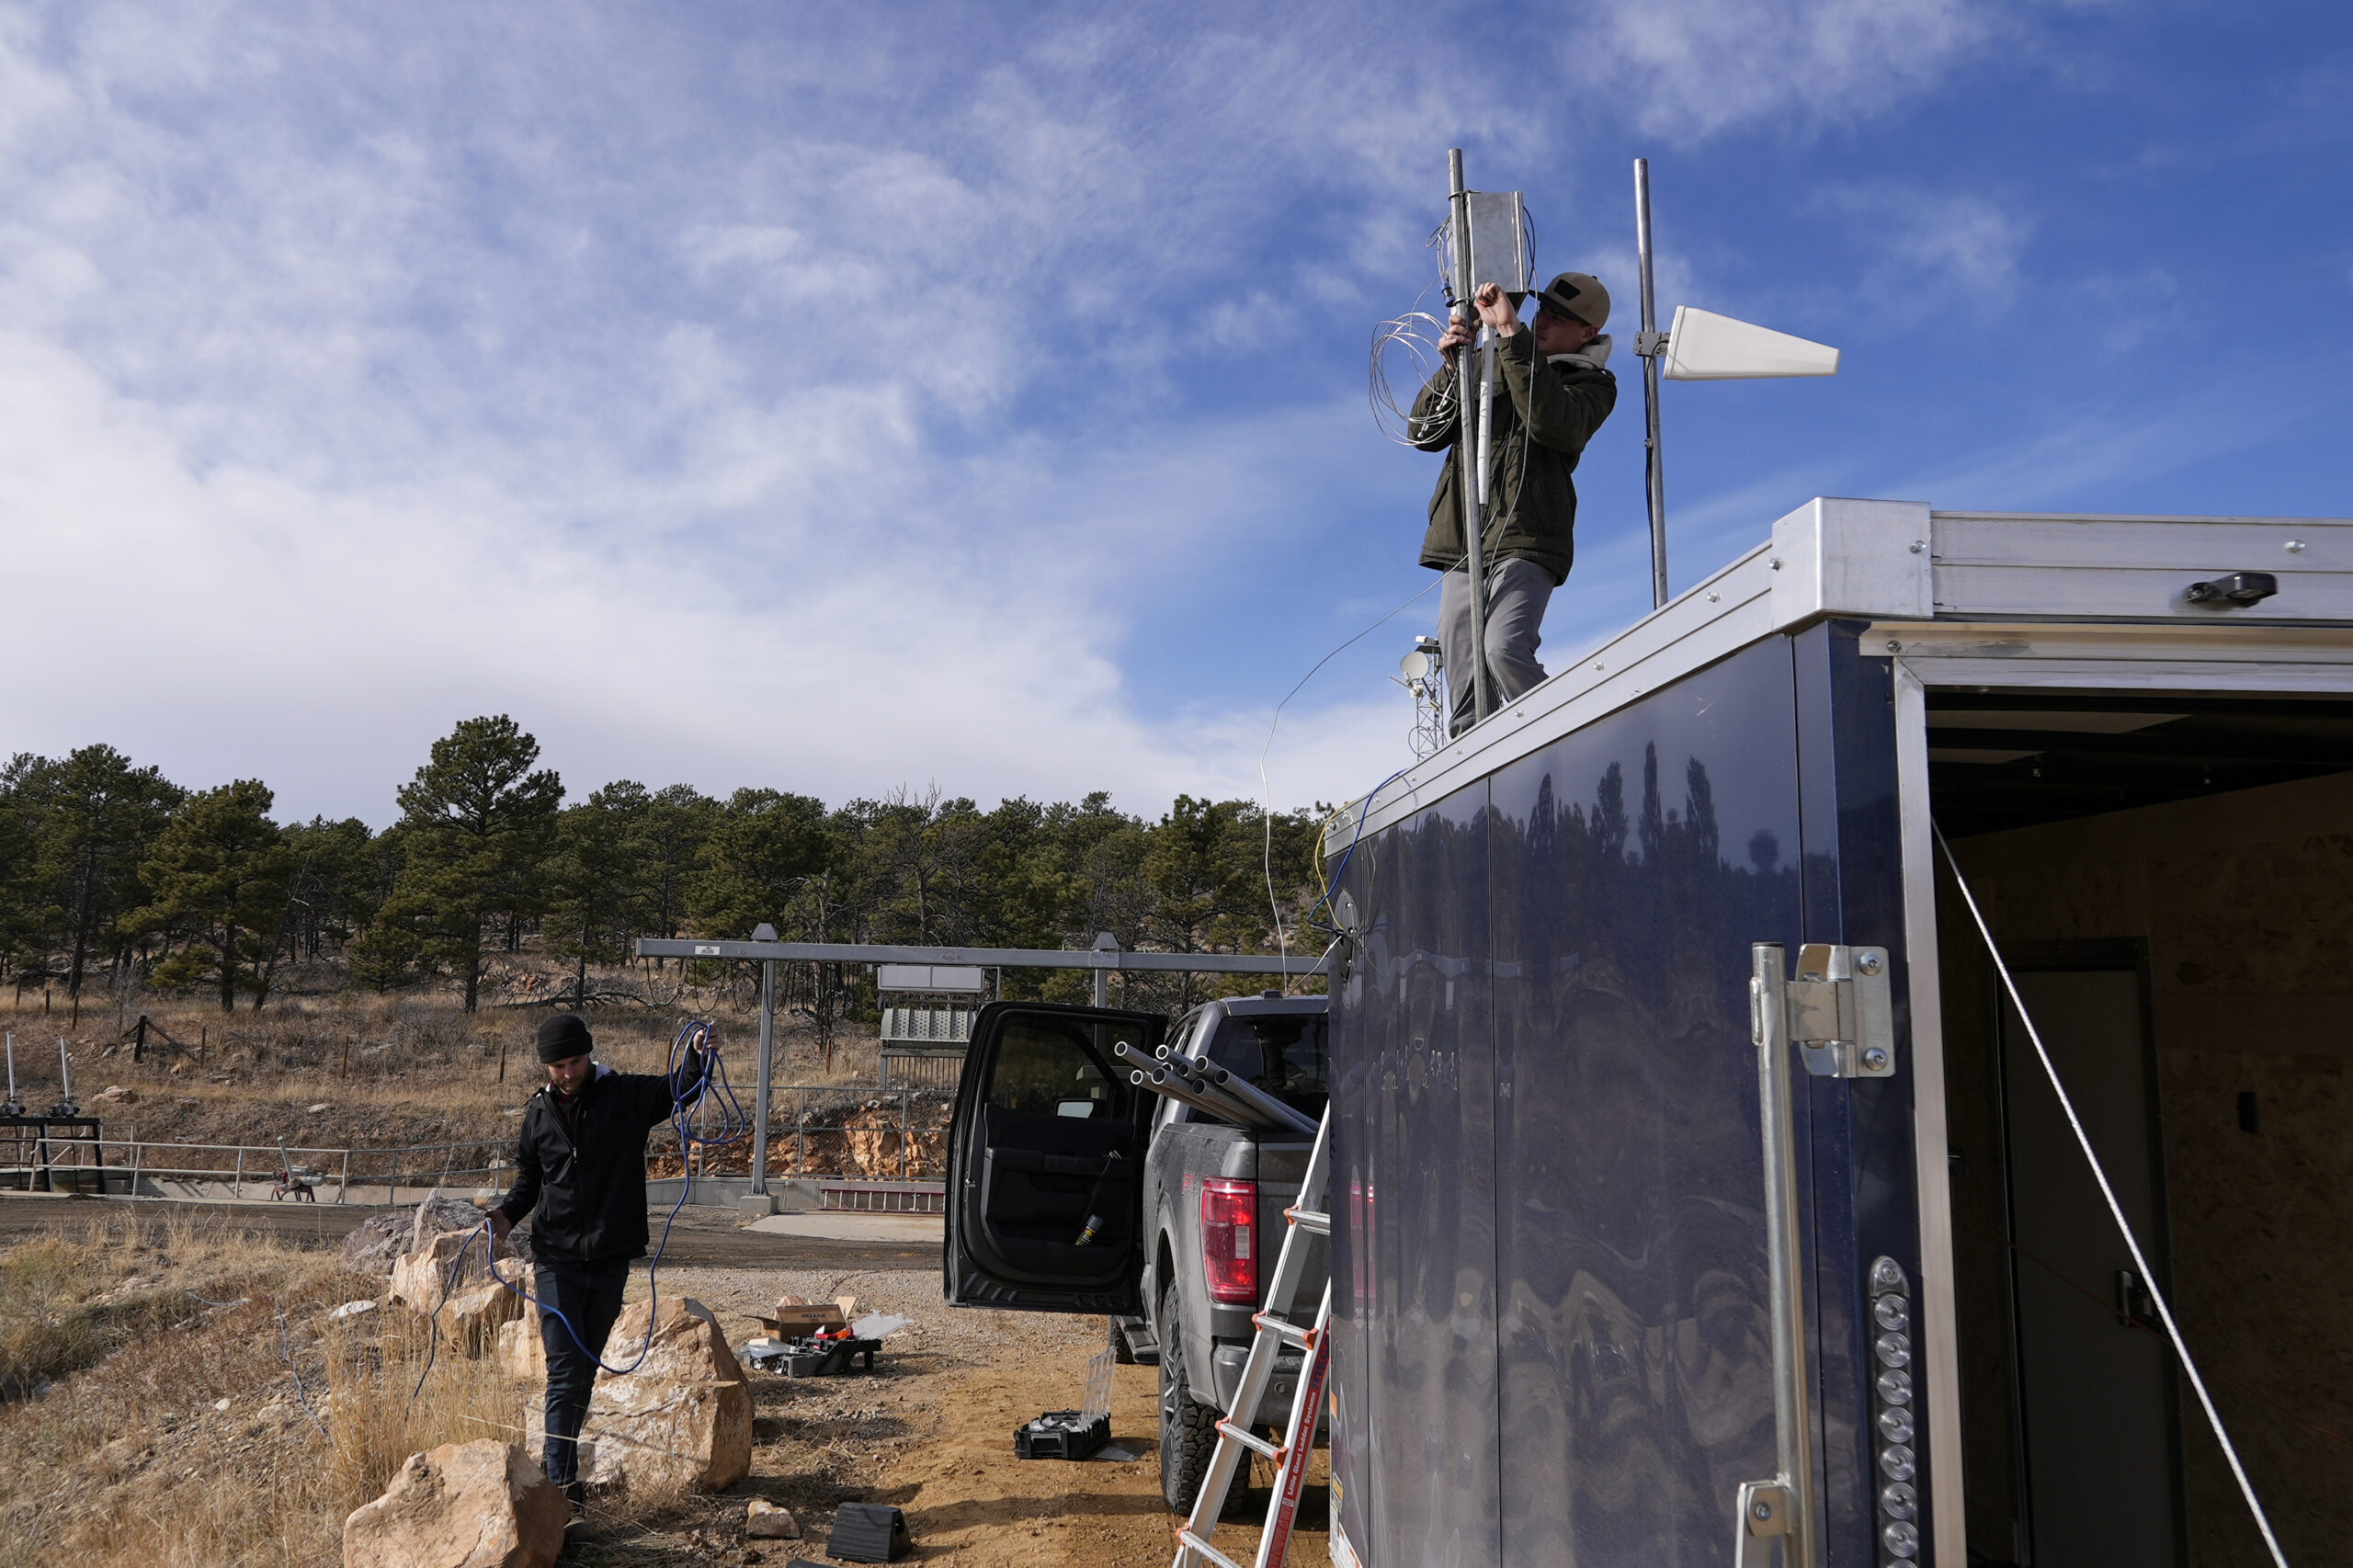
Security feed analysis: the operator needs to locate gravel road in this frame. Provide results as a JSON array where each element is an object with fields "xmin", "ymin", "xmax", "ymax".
[{"xmin": 0, "ymin": 1192, "xmax": 936, "ymax": 1269}]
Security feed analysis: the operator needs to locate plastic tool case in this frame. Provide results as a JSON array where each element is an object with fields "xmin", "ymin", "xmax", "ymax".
[
  {"xmin": 1015, "ymin": 1408, "xmax": 1111, "ymax": 1460},
  {"xmin": 826, "ymin": 1502, "xmax": 911, "ymax": 1562}
]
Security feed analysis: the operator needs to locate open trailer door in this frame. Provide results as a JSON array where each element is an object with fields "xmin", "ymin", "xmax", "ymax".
[{"xmin": 943, "ymin": 1001, "xmax": 1164, "ymax": 1313}]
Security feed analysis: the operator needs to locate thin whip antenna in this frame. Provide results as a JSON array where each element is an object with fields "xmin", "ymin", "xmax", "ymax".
[
  {"xmin": 1935, "ymin": 824, "xmax": 2291, "ymax": 1568},
  {"xmin": 1259, "ymin": 578, "xmax": 1442, "ymax": 991},
  {"xmin": 1634, "ymin": 157, "xmax": 1669, "ymax": 609}
]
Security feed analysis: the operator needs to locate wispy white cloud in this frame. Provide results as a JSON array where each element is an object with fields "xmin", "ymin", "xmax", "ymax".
[
  {"xmin": 1, "ymin": 3, "xmax": 1493, "ymax": 820},
  {"xmin": 1813, "ymin": 184, "xmax": 2036, "ymax": 317},
  {"xmin": 1568, "ymin": 0, "xmax": 2003, "ymax": 143},
  {"xmin": 0, "ymin": 0, "xmax": 2326, "ymax": 835}
]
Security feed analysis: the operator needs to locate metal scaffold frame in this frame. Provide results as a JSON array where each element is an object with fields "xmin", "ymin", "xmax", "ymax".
[{"xmin": 638, "ymin": 933, "xmax": 1328, "ymax": 1197}]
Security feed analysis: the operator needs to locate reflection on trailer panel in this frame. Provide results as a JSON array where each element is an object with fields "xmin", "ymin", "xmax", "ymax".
[{"xmin": 1322, "ymin": 501, "xmax": 2353, "ymax": 1568}]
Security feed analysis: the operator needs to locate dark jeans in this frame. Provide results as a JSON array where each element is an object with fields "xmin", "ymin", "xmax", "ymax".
[{"xmin": 537, "ymin": 1257, "xmax": 630, "ymax": 1484}]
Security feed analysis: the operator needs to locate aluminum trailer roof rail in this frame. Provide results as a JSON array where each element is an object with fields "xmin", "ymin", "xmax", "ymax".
[
  {"xmin": 1328, "ymin": 497, "xmax": 2353, "ymax": 852},
  {"xmin": 638, "ymin": 937, "xmax": 1328, "ymax": 975}
]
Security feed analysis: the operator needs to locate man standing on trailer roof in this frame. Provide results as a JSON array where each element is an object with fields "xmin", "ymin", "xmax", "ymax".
[
  {"xmin": 489, "ymin": 1013, "xmax": 717, "ymax": 1503},
  {"xmin": 1411, "ymin": 271, "xmax": 1619, "ymax": 735}
]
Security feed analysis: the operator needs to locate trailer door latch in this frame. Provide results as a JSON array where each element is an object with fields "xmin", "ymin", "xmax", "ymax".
[{"xmin": 1751, "ymin": 943, "xmax": 1896, "ymax": 1078}]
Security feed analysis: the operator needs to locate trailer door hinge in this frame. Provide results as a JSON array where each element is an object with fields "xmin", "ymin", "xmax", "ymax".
[
  {"xmin": 1733, "ymin": 1479, "xmax": 1794, "ymax": 1568},
  {"xmin": 1750, "ymin": 943, "xmax": 1895, "ymax": 1078}
]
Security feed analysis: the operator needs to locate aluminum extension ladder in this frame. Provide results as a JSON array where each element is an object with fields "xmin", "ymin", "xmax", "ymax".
[{"xmin": 1172, "ymin": 1103, "xmax": 1333, "ymax": 1568}]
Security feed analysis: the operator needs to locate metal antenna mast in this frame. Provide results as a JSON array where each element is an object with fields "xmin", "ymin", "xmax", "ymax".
[
  {"xmin": 1448, "ymin": 149, "xmax": 1493, "ymax": 724},
  {"xmin": 1633, "ymin": 157, "xmax": 1669, "ymax": 609}
]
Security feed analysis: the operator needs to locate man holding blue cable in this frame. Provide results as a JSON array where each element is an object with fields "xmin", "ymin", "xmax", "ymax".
[{"xmin": 491, "ymin": 1012, "xmax": 718, "ymax": 1500}]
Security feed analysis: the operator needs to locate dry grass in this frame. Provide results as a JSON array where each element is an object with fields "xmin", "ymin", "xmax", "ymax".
[
  {"xmin": 0, "ymin": 1214, "xmax": 537, "ymax": 1568},
  {"xmin": 15, "ymin": 981, "xmax": 888, "ymax": 1107},
  {"xmin": 318, "ymin": 1307, "xmax": 531, "ymax": 1531},
  {"xmin": 9, "ymin": 976, "xmax": 903, "ymax": 1183}
]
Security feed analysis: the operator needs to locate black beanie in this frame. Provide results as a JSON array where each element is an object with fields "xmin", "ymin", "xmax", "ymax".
[{"xmin": 536, "ymin": 1013, "xmax": 594, "ymax": 1063}]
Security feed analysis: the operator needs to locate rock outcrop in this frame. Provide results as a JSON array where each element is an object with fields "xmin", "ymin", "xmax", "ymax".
[
  {"xmin": 581, "ymin": 1298, "xmax": 753, "ymax": 1494},
  {"xmin": 342, "ymin": 1438, "xmax": 566, "ymax": 1568}
]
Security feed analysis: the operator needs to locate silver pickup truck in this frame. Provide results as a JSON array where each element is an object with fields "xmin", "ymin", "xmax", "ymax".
[{"xmin": 942, "ymin": 994, "xmax": 1329, "ymax": 1513}]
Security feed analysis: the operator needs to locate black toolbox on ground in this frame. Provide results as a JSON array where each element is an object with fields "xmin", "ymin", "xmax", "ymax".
[
  {"xmin": 778, "ymin": 1335, "xmax": 881, "ymax": 1378},
  {"xmin": 1015, "ymin": 1408, "xmax": 1111, "ymax": 1460},
  {"xmin": 826, "ymin": 1502, "xmax": 911, "ymax": 1562}
]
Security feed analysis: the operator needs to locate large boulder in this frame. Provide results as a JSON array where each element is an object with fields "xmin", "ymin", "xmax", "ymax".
[
  {"xmin": 342, "ymin": 1438, "xmax": 565, "ymax": 1568},
  {"xmin": 408, "ymin": 1191, "xmax": 494, "ymax": 1252},
  {"xmin": 436, "ymin": 1279, "xmax": 525, "ymax": 1357},
  {"xmin": 494, "ymin": 1299, "xmax": 545, "ymax": 1382},
  {"xmin": 346, "ymin": 1195, "xmax": 517, "ymax": 1275},
  {"xmin": 390, "ymin": 1230, "xmax": 523, "ymax": 1355},
  {"xmin": 582, "ymin": 1298, "xmax": 752, "ymax": 1494},
  {"xmin": 341, "ymin": 1210, "xmax": 415, "ymax": 1271}
]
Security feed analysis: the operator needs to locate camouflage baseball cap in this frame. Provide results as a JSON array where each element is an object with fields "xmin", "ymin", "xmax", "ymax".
[{"xmin": 1529, "ymin": 271, "xmax": 1610, "ymax": 330}]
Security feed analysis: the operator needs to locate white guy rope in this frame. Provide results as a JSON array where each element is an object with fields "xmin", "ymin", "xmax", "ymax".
[
  {"xmin": 1258, "ymin": 578, "xmax": 1442, "ymax": 990},
  {"xmin": 1935, "ymin": 824, "xmax": 2290, "ymax": 1568}
]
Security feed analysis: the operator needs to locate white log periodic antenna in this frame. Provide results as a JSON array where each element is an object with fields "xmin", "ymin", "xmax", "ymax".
[
  {"xmin": 1936, "ymin": 825, "xmax": 2292, "ymax": 1568},
  {"xmin": 1631, "ymin": 158, "xmax": 1840, "ymax": 608},
  {"xmin": 1663, "ymin": 308, "xmax": 1838, "ymax": 380}
]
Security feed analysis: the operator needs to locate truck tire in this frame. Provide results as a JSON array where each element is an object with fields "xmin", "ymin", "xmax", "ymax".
[
  {"xmin": 1158, "ymin": 1283, "xmax": 1223, "ymax": 1514},
  {"xmin": 1110, "ymin": 1315, "xmax": 1135, "ymax": 1365}
]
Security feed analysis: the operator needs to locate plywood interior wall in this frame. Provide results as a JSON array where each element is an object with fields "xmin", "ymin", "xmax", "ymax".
[{"xmin": 1938, "ymin": 767, "xmax": 2353, "ymax": 1568}]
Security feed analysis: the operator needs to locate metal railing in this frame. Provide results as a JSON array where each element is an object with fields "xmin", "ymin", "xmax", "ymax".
[
  {"xmin": 0, "ymin": 1137, "xmax": 510, "ymax": 1203},
  {"xmin": 0, "ymin": 1086, "xmax": 954, "ymax": 1204}
]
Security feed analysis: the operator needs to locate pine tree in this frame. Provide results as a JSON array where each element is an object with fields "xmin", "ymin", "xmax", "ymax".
[
  {"xmin": 639, "ymin": 784, "xmax": 719, "ymax": 942},
  {"xmin": 131, "ymin": 780, "xmax": 297, "ymax": 1012},
  {"xmin": 0, "ymin": 757, "xmax": 49, "ymax": 983},
  {"xmin": 368, "ymin": 717, "xmax": 563, "ymax": 1011},
  {"xmin": 278, "ymin": 816, "xmax": 381, "ymax": 960},
  {"xmin": 545, "ymin": 781, "xmax": 653, "ymax": 1004},
  {"xmin": 690, "ymin": 788, "xmax": 830, "ymax": 940},
  {"xmin": 16, "ymin": 745, "xmax": 186, "ymax": 1016}
]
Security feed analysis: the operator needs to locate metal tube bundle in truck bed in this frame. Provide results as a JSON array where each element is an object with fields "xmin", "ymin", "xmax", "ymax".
[{"xmin": 1111, "ymin": 1040, "xmax": 1315, "ymax": 1134}]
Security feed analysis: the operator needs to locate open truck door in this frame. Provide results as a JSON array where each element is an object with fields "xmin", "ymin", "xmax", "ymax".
[{"xmin": 944, "ymin": 1001, "xmax": 1164, "ymax": 1312}]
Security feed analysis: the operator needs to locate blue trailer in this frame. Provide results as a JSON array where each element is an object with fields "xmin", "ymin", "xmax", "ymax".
[{"xmin": 1316, "ymin": 499, "xmax": 2353, "ymax": 1568}]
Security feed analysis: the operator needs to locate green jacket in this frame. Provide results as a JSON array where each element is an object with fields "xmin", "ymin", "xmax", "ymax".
[{"xmin": 1409, "ymin": 329, "xmax": 1618, "ymax": 584}]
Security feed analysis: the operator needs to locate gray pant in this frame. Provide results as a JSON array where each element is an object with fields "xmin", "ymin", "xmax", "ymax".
[{"xmin": 1438, "ymin": 559, "xmax": 1554, "ymax": 735}]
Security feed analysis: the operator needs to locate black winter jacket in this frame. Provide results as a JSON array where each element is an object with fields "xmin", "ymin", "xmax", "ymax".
[
  {"xmin": 1409, "ymin": 328, "xmax": 1618, "ymax": 584},
  {"xmin": 496, "ymin": 1052, "xmax": 706, "ymax": 1265}
]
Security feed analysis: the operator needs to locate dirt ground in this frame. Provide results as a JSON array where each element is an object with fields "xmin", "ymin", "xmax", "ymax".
[
  {"xmin": 0, "ymin": 1202, "xmax": 1324, "ymax": 1568},
  {"xmin": 0, "ymin": 1192, "xmax": 939, "ymax": 1271},
  {"xmin": 604, "ymin": 1264, "xmax": 1329, "ymax": 1568}
]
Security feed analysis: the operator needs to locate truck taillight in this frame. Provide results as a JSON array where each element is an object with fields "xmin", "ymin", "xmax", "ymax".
[{"xmin": 1201, "ymin": 1177, "xmax": 1258, "ymax": 1304}]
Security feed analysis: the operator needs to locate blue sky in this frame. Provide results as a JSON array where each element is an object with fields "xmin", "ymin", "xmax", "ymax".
[{"xmin": 2, "ymin": 2, "xmax": 2347, "ymax": 826}]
